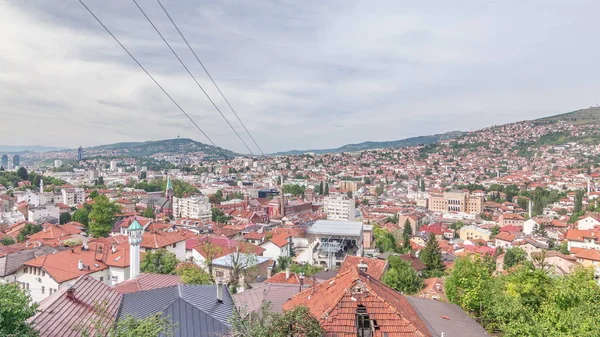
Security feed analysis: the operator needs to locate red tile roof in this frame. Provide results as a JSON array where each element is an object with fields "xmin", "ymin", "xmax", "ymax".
[
  {"xmin": 283, "ymin": 268, "xmax": 431, "ymax": 336},
  {"xmin": 264, "ymin": 271, "xmax": 316, "ymax": 285},
  {"xmin": 112, "ymin": 273, "xmax": 182, "ymax": 294},
  {"xmin": 269, "ymin": 234, "xmax": 291, "ymax": 248},
  {"xmin": 339, "ymin": 256, "xmax": 387, "ymax": 280},
  {"xmin": 575, "ymin": 248, "xmax": 600, "ymax": 262},
  {"xmin": 495, "ymin": 231, "xmax": 516, "ymax": 242}
]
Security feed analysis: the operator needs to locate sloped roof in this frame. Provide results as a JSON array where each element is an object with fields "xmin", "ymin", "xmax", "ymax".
[
  {"xmin": 283, "ymin": 268, "xmax": 431, "ymax": 336},
  {"xmin": 0, "ymin": 246, "xmax": 63, "ymax": 277},
  {"xmin": 264, "ymin": 271, "xmax": 316, "ymax": 286},
  {"xmin": 118, "ymin": 284, "xmax": 233, "ymax": 337},
  {"xmin": 495, "ymin": 231, "xmax": 516, "ymax": 242},
  {"xmin": 113, "ymin": 273, "xmax": 182, "ymax": 294},
  {"xmin": 30, "ymin": 275, "xmax": 122, "ymax": 337},
  {"xmin": 338, "ymin": 256, "xmax": 388, "ymax": 280},
  {"xmin": 233, "ymin": 282, "xmax": 311, "ymax": 314},
  {"xmin": 406, "ymin": 297, "xmax": 491, "ymax": 336}
]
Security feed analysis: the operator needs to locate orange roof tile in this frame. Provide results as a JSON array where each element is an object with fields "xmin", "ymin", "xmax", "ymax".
[{"xmin": 338, "ymin": 256, "xmax": 387, "ymax": 280}]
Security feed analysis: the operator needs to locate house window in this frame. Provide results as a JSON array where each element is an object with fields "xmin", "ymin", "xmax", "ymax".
[
  {"xmin": 42, "ymin": 270, "xmax": 46, "ymax": 277},
  {"xmin": 172, "ymin": 243, "xmax": 176, "ymax": 248},
  {"xmin": 100, "ymin": 277, "xmax": 104, "ymax": 282},
  {"xmin": 49, "ymin": 288, "xmax": 53, "ymax": 295},
  {"xmin": 24, "ymin": 267, "xmax": 28, "ymax": 274},
  {"xmin": 356, "ymin": 305, "xmax": 374, "ymax": 337},
  {"xmin": 41, "ymin": 286, "xmax": 45, "ymax": 294}
]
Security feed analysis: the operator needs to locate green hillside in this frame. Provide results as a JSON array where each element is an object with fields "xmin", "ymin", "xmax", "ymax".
[
  {"xmin": 535, "ymin": 106, "xmax": 600, "ymax": 124},
  {"xmin": 86, "ymin": 138, "xmax": 239, "ymax": 158}
]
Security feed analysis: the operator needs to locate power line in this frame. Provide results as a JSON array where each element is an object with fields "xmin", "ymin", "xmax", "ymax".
[
  {"xmin": 155, "ymin": 0, "xmax": 266, "ymax": 157},
  {"xmin": 77, "ymin": 0, "xmax": 229, "ymax": 160},
  {"xmin": 132, "ymin": 0, "xmax": 255, "ymax": 157}
]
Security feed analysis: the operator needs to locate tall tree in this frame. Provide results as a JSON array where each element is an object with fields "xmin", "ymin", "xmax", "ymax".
[
  {"xmin": 175, "ymin": 263, "xmax": 212, "ymax": 285},
  {"xmin": 140, "ymin": 249, "xmax": 178, "ymax": 275},
  {"xmin": 402, "ymin": 219, "xmax": 413, "ymax": 251},
  {"xmin": 574, "ymin": 189, "xmax": 585, "ymax": 213},
  {"xmin": 72, "ymin": 207, "xmax": 90, "ymax": 226},
  {"xmin": 229, "ymin": 303, "xmax": 323, "ymax": 337},
  {"xmin": 503, "ymin": 247, "xmax": 527, "ymax": 269},
  {"xmin": 0, "ymin": 283, "xmax": 38, "ymax": 337},
  {"xmin": 383, "ymin": 257, "xmax": 423, "ymax": 294},
  {"xmin": 419, "ymin": 233, "xmax": 444, "ymax": 277},
  {"xmin": 16, "ymin": 167, "xmax": 28, "ymax": 181},
  {"xmin": 88, "ymin": 195, "xmax": 120, "ymax": 237},
  {"xmin": 141, "ymin": 208, "xmax": 155, "ymax": 219},
  {"xmin": 324, "ymin": 182, "xmax": 329, "ymax": 196}
]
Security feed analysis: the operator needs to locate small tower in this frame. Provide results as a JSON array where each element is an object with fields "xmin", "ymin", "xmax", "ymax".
[
  {"xmin": 128, "ymin": 219, "xmax": 143, "ymax": 279},
  {"xmin": 280, "ymin": 175, "xmax": 286, "ymax": 217},
  {"xmin": 165, "ymin": 176, "xmax": 174, "ymax": 218}
]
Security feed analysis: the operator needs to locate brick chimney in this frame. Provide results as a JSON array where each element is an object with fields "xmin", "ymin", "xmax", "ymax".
[
  {"xmin": 358, "ymin": 260, "xmax": 368, "ymax": 273},
  {"xmin": 66, "ymin": 287, "xmax": 75, "ymax": 300}
]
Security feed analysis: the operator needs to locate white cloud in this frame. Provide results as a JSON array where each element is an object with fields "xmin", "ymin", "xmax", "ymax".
[{"xmin": 1, "ymin": 0, "xmax": 600, "ymax": 153}]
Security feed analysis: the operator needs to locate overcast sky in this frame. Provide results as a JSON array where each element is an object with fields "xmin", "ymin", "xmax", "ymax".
[{"xmin": 1, "ymin": 0, "xmax": 599, "ymax": 154}]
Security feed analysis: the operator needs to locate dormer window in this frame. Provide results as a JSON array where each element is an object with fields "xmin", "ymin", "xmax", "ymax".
[{"xmin": 356, "ymin": 305, "xmax": 376, "ymax": 337}]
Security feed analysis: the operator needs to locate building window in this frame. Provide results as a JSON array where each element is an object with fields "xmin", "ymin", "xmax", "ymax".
[
  {"xmin": 41, "ymin": 286, "xmax": 45, "ymax": 294},
  {"xmin": 356, "ymin": 305, "xmax": 375, "ymax": 337},
  {"xmin": 216, "ymin": 271, "xmax": 224, "ymax": 278},
  {"xmin": 100, "ymin": 277, "xmax": 104, "ymax": 282},
  {"xmin": 172, "ymin": 243, "xmax": 177, "ymax": 248},
  {"xmin": 49, "ymin": 288, "xmax": 53, "ymax": 295},
  {"xmin": 42, "ymin": 270, "xmax": 46, "ymax": 277},
  {"xmin": 24, "ymin": 267, "xmax": 28, "ymax": 274}
]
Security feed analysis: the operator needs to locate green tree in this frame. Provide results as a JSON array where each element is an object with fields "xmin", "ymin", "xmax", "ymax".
[
  {"xmin": 383, "ymin": 257, "xmax": 423, "ymax": 294},
  {"xmin": 375, "ymin": 184, "xmax": 384, "ymax": 196},
  {"xmin": 95, "ymin": 177, "xmax": 104, "ymax": 186},
  {"xmin": 0, "ymin": 283, "xmax": 39, "ymax": 337},
  {"xmin": 574, "ymin": 189, "xmax": 584, "ymax": 213},
  {"xmin": 59, "ymin": 212, "xmax": 72, "ymax": 224},
  {"xmin": 88, "ymin": 195, "xmax": 120, "ymax": 237},
  {"xmin": 175, "ymin": 263, "xmax": 212, "ymax": 285},
  {"xmin": 402, "ymin": 219, "xmax": 413, "ymax": 251},
  {"xmin": 445, "ymin": 255, "xmax": 494, "ymax": 315},
  {"xmin": 324, "ymin": 182, "xmax": 329, "ymax": 196},
  {"xmin": 503, "ymin": 247, "xmax": 527, "ymax": 269},
  {"xmin": 212, "ymin": 208, "xmax": 231, "ymax": 223},
  {"xmin": 2, "ymin": 236, "xmax": 16, "ymax": 246},
  {"xmin": 373, "ymin": 227, "xmax": 398, "ymax": 253},
  {"xmin": 276, "ymin": 256, "xmax": 292, "ymax": 272},
  {"xmin": 74, "ymin": 300, "xmax": 174, "ymax": 337},
  {"xmin": 420, "ymin": 179, "xmax": 425, "ymax": 192},
  {"xmin": 140, "ymin": 249, "xmax": 178, "ymax": 275},
  {"xmin": 16, "ymin": 167, "xmax": 29, "ymax": 181},
  {"xmin": 139, "ymin": 171, "xmax": 147, "ymax": 180},
  {"xmin": 419, "ymin": 233, "xmax": 444, "ymax": 277},
  {"xmin": 558, "ymin": 241, "xmax": 570, "ymax": 255},
  {"xmin": 88, "ymin": 190, "xmax": 99, "ymax": 200},
  {"xmin": 229, "ymin": 303, "xmax": 323, "ymax": 337},
  {"xmin": 17, "ymin": 223, "xmax": 43, "ymax": 242},
  {"xmin": 346, "ymin": 191, "xmax": 353, "ymax": 199},
  {"xmin": 491, "ymin": 225, "xmax": 500, "ymax": 236},
  {"xmin": 142, "ymin": 208, "xmax": 155, "ymax": 219},
  {"xmin": 282, "ymin": 184, "xmax": 305, "ymax": 197},
  {"xmin": 72, "ymin": 207, "xmax": 90, "ymax": 226}
]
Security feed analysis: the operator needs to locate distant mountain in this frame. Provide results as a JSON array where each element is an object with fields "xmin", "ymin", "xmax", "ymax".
[
  {"xmin": 84, "ymin": 138, "xmax": 239, "ymax": 158},
  {"xmin": 536, "ymin": 106, "xmax": 600, "ymax": 123},
  {"xmin": 0, "ymin": 145, "xmax": 70, "ymax": 153},
  {"xmin": 272, "ymin": 131, "xmax": 464, "ymax": 155}
]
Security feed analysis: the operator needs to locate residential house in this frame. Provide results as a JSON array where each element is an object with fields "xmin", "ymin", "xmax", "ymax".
[
  {"xmin": 495, "ymin": 231, "xmax": 516, "ymax": 249},
  {"xmin": 459, "ymin": 225, "xmax": 492, "ymax": 242},
  {"xmin": 577, "ymin": 214, "xmax": 600, "ymax": 230},
  {"xmin": 260, "ymin": 234, "xmax": 291, "ymax": 259},
  {"xmin": 211, "ymin": 253, "xmax": 273, "ymax": 292},
  {"xmin": 499, "ymin": 213, "xmax": 525, "ymax": 227}
]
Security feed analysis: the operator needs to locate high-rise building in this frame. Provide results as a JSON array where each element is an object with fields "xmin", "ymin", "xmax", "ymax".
[
  {"xmin": 12, "ymin": 155, "xmax": 20, "ymax": 168},
  {"xmin": 110, "ymin": 160, "xmax": 118, "ymax": 171},
  {"xmin": 1, "ymin": 155, "xmax": 7, "ymax": 169},
  {"xmin": 324, "ymin": 195, "xmax": 356, "ymax": 221},
  {"xmin": 172, "ymin": 195, "xmax": 212, "ymax": 221},
  {"xmin": 54, "ymin": 160, "xmax": 62, "ymax": 168},
  {"xmin": 77, "ymin": 146, "xmax": 84, "ymax": 161}
]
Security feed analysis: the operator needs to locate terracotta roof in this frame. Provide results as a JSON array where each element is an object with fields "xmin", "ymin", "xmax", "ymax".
[
  {"xmin": 339, "ymin": 256, "xmax": 388, "ymax": 280},
  {"xmin": 193, "ymin": 237, "xmax": 264, "ymax": 259},
  {"xmin": 283, "ymin": 268, "xmax": 431, "ymax": 336},
  {"xmin": 575, "ymin": 248, "xmax": 600, "ymax": 262},
  {"xmin": 27, "ymin": 223, "xmax": 83, "ymax": 242},
  {"xmin": 565, "ymin": 229, "xmax": 600, "ymax": 242},
  {"xmin": 268, "ymin": 234, "xmax": 291, "ymax": 248},
  {"xmin": 264, "ymin": 271, "xmax": 316, "ymax": 285},
  {"xmin": 495, "ymin": 231, "xmax": 516, "ymax": 242},
  {"xmin": 112, "ymin": 273, "xmax": 182, "ymax": 294},
  {"xmin": 140, "ymin": 230, "xmax": 190, "ymax": 249},
  {"xmin": 243, "ymin": 231, "xmax": 265, "ymax": 240},
  {"xmin": 30, "ymin": 275, "xmax": 122, "ymax": 337}
]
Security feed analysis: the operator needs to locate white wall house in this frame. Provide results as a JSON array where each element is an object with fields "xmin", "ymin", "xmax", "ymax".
[
  {"xmin": 260, "ymin": 239, "xmax": 289, "ymax": 259},
  {"xmin": 28, "ymin": 205, "xmax": 59, "ymax": 222},
  {"xmin": 523, "ymin": 219, "xmax": 538, "ymax": 235},
  {"xmin": 61, "ymin": 188, "xmax": 86, "ymax": 207},
  {"xmin": 578, "ymin": 216, "xmax": 600, "ymax": 230}
]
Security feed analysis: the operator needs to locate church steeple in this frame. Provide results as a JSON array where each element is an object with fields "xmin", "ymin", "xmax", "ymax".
[{"xmin": 166, "ymin": 176, "xmax": 174, "ymax": 198}]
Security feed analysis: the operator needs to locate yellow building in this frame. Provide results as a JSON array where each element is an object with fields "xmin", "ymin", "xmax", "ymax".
[
  {"xmin": 459, "ymin": 225, "xmax": 492, "ymax": 241},
  {"xmin": 429, "ymin": 190, "xmax": 482, "ymax": 214}
]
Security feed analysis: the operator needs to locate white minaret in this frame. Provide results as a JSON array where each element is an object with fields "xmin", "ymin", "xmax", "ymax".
[
  {"xmin": 528, "ymin": 199, "xmax": 532, "ymax": 218},
  {"xmin": 40, "ymin": 179, "xmax": 44, "ymax": 193},
  {"xmin": 128, "ymin": 219, "xmax": 143, "ymax": 279},
  {"xmin": 588, "ymin": 178, "xmax": 592, "ymax": 194}
]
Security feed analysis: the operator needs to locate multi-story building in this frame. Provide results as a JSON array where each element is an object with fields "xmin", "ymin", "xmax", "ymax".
[
  {"xmin": 53, "ymin": 160, "xmax": 62, "ymax": 168},
  {"xmin": 324, "ymin": 195, "xmax": 356, "ymax": 221},
  {"xmin": 428, "ymin": 190, "xmax": 483, "ymax": 214},
  {"xmin": 0, "ymin": 155, "xmax": 8, "ymax": 169},
  {"xmin": 339, "ymin": 180, "xmax": 360, "ymax": 193},
  {"xmin": 12, "ymin": 154, "xmax": 19, "ymax": 168},
  {"xmin": 28, "ymin": 205, "xmax": 60, "ymax": 223},
  {"xmin": 173, "ymin": 195, "xmax": 212, "ymax": 222},
  {"xmin": 61, "ymin": 188, "xmax": 86, "ymax": 207},
  {"xmin": 459, "ymin": 225, "xmax": 492, "ymax": 241}
]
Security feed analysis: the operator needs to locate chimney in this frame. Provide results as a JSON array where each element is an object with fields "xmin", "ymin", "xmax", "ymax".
[
  {"xmin": 285, "ymin": 268, "xmax": 291, "ymax": 280},
  {"xmin": 82, "ymin": 240, "xmax": 88, "ymax": 251},
  {"xmin": 66, "ymin": 287, "xmax": 75, "ymax": 300},
  {"xmin": 357, "ymin": 260, "xmax": 368, "ymax": 273},
  {"xmin": 267, "ymin": 266, "xmax": 273, "ymax": 278},
  {"xmin": 216, "ymin": 282, "xmax": 224, "ymax": 303},
  {"xmin": 111, "ymin": 245, "xmax": 117, "ymax": 254},
  {"xmin": 77, "ymin": 260, "xmax": 84, "ymax": 270}
]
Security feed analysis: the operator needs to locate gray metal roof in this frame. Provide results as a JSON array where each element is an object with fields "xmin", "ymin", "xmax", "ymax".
[
  {"xmin": 211, "ymin": 253, "xmax": 272, "ymax": 269},
  {"xmin": 118, "ymin": 284, "xmax": 234, "ymax": 337},
  {"xmin": 233, "ymin": 283, "xmax": 310, "ymax": 315},
  {"xmin": 406, "ymin": 296, "xmax": 490, "ymax": 337},
  {"xmin": 0, "ymin": 246, "xmax": 66, "ymax": 277},
  {"xmin": 306, "ymin": 220, "xmax": 363, "ymax": 237}
]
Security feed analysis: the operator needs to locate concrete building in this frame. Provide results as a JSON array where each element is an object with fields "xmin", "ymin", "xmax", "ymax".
[
  {"xmin": 28, "ymin": 205, "xmax": 59, "ymax": 223},
  {"xmin": 323, "ymin": 195, "xmax": 356, "ymax": 221},
  {"xmin": 339, "ymin": 180, "xmax": 360, "ymax": 193},
  {"xmin": 428, "ymin": 190, "xmax": 483, "ymax": 214},
  {"xmin": 61, "ymin": 188, "xmax": 86, "ymax": 207},
  {"xmin": 307, "ymin": 220, "xmax": 363, "ymax": 269},
  {"xmin": 12, "ymin": 154, "xmax": 19, "ymax": 168},
  {"xmin": 54, "ymin": 160, "xmax": 62, "ymax": 168},
  {"xmin": 459, "ymin": 225, "xmax": 492, "ymax": 242},
  {"xmin": 173, "ymin": 195, "xmax": 211, "ymax": 222},
  {"xmin": 0, "ymin": 155, "xmax": 8, "ymax": 169},
  {"xmin": 110, "ymin": 160, "xmax": 118, "ymax": 171}
]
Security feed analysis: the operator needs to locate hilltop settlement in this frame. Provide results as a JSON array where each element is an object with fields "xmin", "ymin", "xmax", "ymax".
[{"xmin": 2, "ymin": 109, "xmax": 600, "ymax": 336}]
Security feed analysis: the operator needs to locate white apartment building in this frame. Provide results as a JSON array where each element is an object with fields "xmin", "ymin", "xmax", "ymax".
[
  {"xmin": 28, "ymin": 205, "xmax": 59, "ymax": 222},
  {"xmin": 173, "ymin": 195, "xmax": 212, "ymax": 222},
  {"xmin": 61, "ymin": 188, "xmax": 86, "ymax": 207},
  {"xmin": 323, "ymin": 195, "xmax": 356, "ymax": 221}
]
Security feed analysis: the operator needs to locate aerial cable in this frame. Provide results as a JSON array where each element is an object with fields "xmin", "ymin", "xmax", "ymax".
[
  {"xmin": 156, "ymin": 0, "xmax": 266, "ymax": 157},
  {"xmin": 78, "ymin": 0, "xmax": 229, "ymax": 160},
  {"xmin": 132, "ymin": 0, "xmax": 255, "ymax": 157}
]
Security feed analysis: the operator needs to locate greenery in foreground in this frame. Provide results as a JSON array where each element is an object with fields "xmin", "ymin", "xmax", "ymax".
[
  {"xmin": 230, "ymin": 303, "xmax": 323, "ymax": 337},
  {"xmin": 446, "ymin": 254, "xmax": 600, "ymax": 336},
  {"xmin": 0, "ymin": 283, "xmax": 38, "ymax": 337}
]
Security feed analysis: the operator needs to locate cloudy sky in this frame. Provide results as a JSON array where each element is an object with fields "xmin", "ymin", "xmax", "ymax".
[{"xmin": 1, "ymin": 0, "xmax": 599, "ymax": 154}]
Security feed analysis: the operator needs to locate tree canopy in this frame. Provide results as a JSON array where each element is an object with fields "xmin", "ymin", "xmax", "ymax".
[
  {"xmin": 383, "ymin": 256, "xmax": 423, "ymax": 294},
  {"xmin": 419, "ymin": 233, "xmax": 444, "ymax": 277},
  {"xmin": 504, "ymin": 247, "xmax": 527, "ymax": 269},
  {"xmin": 175, "ymin": 263, "xmax": 212, "ymax": 285},
  {"xmin": 88, "ymin": 195, "xmax": 120, "ymax": 237},
  {"xmin": 140, "ymin": 249, "xmax": 178, "ymax": 275},
  {"xmin": 0, "ymin": 283, "xmax": 38, "ymax": 337},
  {"xmin": 229, "ymin": 303, "xmax": 323, "ymax": 337}
]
